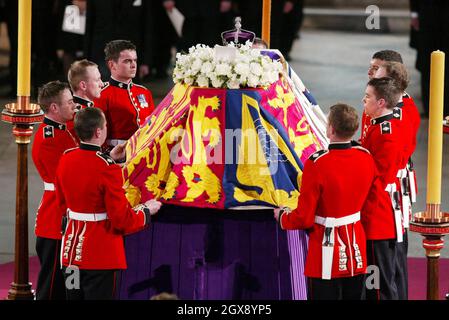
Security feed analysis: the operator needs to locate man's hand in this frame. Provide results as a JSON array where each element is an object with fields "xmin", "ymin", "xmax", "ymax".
[
  {"xmin": 110, "ymin": 142, "xmax": 127, "ymax": 162},
  {"xmin": 220, "ymin": 0, "xmax": 232, "ymax": 13},
  {"xmin": 145, "ymin": 199, "xmax": 162, "ymax": 215},
  {"xmin": 274, "ymin": 208, "xmax": 282, "ymax": 222},
  {"xmin": 163, "ymin": 0, "xmax": 175, "ymax": 12}
]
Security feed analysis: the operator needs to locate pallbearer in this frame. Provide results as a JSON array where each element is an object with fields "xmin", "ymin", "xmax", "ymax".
[
  {"xmin": 361, "ymin": 77, "xmax": 406, "ymax": 300},
  {"xmin": 55, "ymin": 108, "xmax": 162, "ymax": 300},
  {"xmin": 374, "ymin": 61, "xmax": 420, "ymax": 300},
  {"xmin": 67, "ymin": 59, "xmax": 104, "ymax": 142},
  {"xmin": 274, "ymin": 104, "xmax": 378, "ymax": 300},
  {"xmin": 94, "ymin": 40, "xmax": 155, "ymax": 151},
  {"xmin": 32, "ymin": 81, "xmax": 77, "ymax": 300}
]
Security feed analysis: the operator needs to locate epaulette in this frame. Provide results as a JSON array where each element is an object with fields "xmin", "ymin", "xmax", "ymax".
[
  {"xmin": 308, "ymin": 149, "xmax": 329, "ymax": 162},
  {"xmin": 352, "ymin": 145, "xmax": 371, "ymax": 154},
  {"xmin": 96, "ymin": 151, "xmax": 115, "ymax": 165},
  {"xmin": 393, "ymin": 107, "xmax": 402, "ymax": 120},
  {"xmin": 43, "ymin": 126, "xmax": 54, "ymax": 139},
  {"xmin": 132, "ymin": 83, "xmax": 148, "ymax": 90},
  {"xmin": 100, "ymin": 82, "xmax": 110, "ymax": 91},
  {"xmin": 380, "ymin": 121, "xmax": 392, "ymax": 135},
  {"xmin": 63, "ymin": 147, "xmax": 78, "ymax": 154}
]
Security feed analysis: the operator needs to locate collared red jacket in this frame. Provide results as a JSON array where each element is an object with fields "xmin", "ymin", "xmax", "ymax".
[
  {"xmin": 66, "ymin": 95, "xmax": 95, "ymax": 143},
  {"xmin": 32, "ymin": 117, "xmax": 77, "ymax": 239},
  {"xmin": 94, "ymin": 78, "xmax": 154, "ymax": 141},
  {"xmin": 280, "ymin": 142, "xmax": 378, "ymax": 279},
  {"xmin": 55, "ymin": 143, "xmax": 151, "ymax": 269},
  {"xmin": 361, "ymin": 112, "xmax": 406, "ymax": 240}
]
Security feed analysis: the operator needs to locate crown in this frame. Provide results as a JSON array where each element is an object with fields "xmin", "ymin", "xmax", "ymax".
[{"xmin": 221, "ymin": 17, "xmax": 255, "ymax": 46}]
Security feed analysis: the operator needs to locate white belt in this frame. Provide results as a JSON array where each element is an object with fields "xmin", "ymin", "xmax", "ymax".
[
  {"xmin": 44, "ymin": 182, "xmax": 55, "ymax": 191},
  {"xmin": 315, "ymin": 212, "xmax": 361, "ymax": 228},
  {"xmin": 106, "ymin": 139, "xmax": 126, "ymax": 147},
  {"xmin": 315, "ymin": 212, "xmax": 360, "ymax": 280},
  {"xmin": 67, "ymin": 209, "xmax": 108, "ymax": 222},
  {"xmin": 385, "ymin": 183, "xmax": 403, "ymax": 243}
]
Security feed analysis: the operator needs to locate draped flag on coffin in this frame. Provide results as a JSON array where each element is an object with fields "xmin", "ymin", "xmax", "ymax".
[{"xmin": 124, "ymin": 76, "xmax": 325, "ymax": 210}]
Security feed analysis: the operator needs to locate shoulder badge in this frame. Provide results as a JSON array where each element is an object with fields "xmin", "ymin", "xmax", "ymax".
[
  {"xmin": 393, "ymin": 108, "xmax": 402, "ymax": 120},
  {"xmin": 133, "ymin": 83, "xmax": 148, "ymax": 90},
  {"xmin": 380, "ymin": 121, "xmax": 392, "ymax": 135},
  {"xmin": 308, "ymin": 149, "xmax": 328, "ymax": 162},
  {"xmin": 63, "ymin": 147, "xmax": 78, "ymax": 154},
  {"xmin": 43, "ymin": 125, "xmax": 54, "ymax": 139},
  {"xmin": 96, "ymin": 151, "xmax": 115, "ymax": 166}
]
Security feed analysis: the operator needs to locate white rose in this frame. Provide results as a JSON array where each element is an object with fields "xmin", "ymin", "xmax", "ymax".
[
  {"xmin": 215, "ymin": 63, "xmax": 232, "ymax": 76},
  {"xmin": 249, "ymin": 62, "xmax": 263, "ymax": 76},
  {"xmin": 234, "ymin": 62, "xmax": 250, "ymax": 78},
  {"xmin": 191, "ymin": 59, "xmax": 202, "ymax": 74},
  {"xmin": 201, "ymin": 62, "xmax": 214, "ymax": 74},
  {"xmin": 247, "ymin": 74, "xmax": 260, "ymax": 88},
  {"xmin": 250, "ymin": 49, "xmax": 261, "ymax": 58},
  {"xmin": 269, "ymin": 71, "xmax": 279, "ymax": 83},
  {"xmin": 227, "ymin": 75, "xmax": 240, "ymax": 89},
  {"xmin": 196, "ymin": 75, "xmax": 209, "ymax": 87},
  {"xmin": 210, "ymin": 76, "xmax": 224, "ymax": 88},
  {"xmin": 184, "ymin": 77, "xmax": 194, "ymax": 85}
]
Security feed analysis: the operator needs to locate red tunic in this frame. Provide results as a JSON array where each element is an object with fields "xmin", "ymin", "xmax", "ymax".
[
  {"xmin": 280, "ymin": 142, "xmax": 377, "ymax": 279},
  {"xmin": 361, "ymin": 93, "xmax": 421, "ymax": 155},
  {"xmin": 402, "ymin": 93, "xmax": 421, "ymax": 156},
  {"xmin": 94, "ymin": 78, "xmax": 155, "ymax": 142},
  {"xmin": 55, "ymin": 143, "xmax": 151, "ymax": 269},
  {"xmin": 66, "ymin": 95, "xmax": 95, "ymax": 144},
  {"xmin": 32, "ymin": 117, "xmax": 77, "ymax": 239},
  {"xmin": 360, "ymin": 112, "xmax": 406, "ymax": 240}
]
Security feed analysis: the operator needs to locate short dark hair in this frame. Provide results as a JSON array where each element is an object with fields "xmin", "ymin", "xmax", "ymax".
[
  {"xmin": 68, "ymin": 59, "xmax": 98, "ymax": 91},
  {"xmin": 74, "ymin": 107, "xmax": 105, "ymax": 141},
  {"xmin": 104, "ymin": 40, "xmax": 136, "ymax": 62},
  {"xmin": 381, "ymin": 61, "xmax": 409, "ymax": 92},
  {"xmin": 328, "ymin": 103, "xmax": 359, "ymax": 140},
  {"xmin": 367, "ymin": 77, "xmax": 402, "ymax": 109},
  {"xmin": 38, "ymin": 81, "xmax": 71, "ymax": 113},
  {"xmin": 372, "ymin": 50, "xmax": 403, "ymax": 63}
]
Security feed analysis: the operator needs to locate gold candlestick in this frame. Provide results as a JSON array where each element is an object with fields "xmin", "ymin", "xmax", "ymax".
[
  {"xmin": 1, "ymin": 0, "xmax": 43, "ymax": 300},
  {"xmin": 411, "ymin": 50, "xmax": 449, "ymax": 300},
  {"xmin": 262, "ymin": 0, "xmax": 271, "ymax": 48}
]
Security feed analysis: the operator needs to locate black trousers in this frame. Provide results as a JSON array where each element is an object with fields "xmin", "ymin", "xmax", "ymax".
[
  {"xmin": 308, "ymin": 275, "xmax": 365, "ymax": 300},
  {"xmin": 63, "ymin": 268, "xmax": 117, "ymax": 300},
  {"xmin": 35, "ymin": 237, "xmax": 66, "ymax": 300},
  {"xmin": 365, "ymin": 239, "xmax": 399, "ymax": 300},
  {"xmin": 395, "ymin": 231, "xmax": 408, "ymax": 300}
]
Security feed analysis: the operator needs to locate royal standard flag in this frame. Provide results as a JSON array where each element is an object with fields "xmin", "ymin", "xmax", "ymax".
[{"xmin": 124, "ymin": 76, "xmax": 325, "ymax": 210}]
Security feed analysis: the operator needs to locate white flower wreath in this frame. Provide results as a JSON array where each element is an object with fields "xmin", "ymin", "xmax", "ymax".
[{"xmin": 173, "ymin": 42, "xmax": 283, "ymax": 89}]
